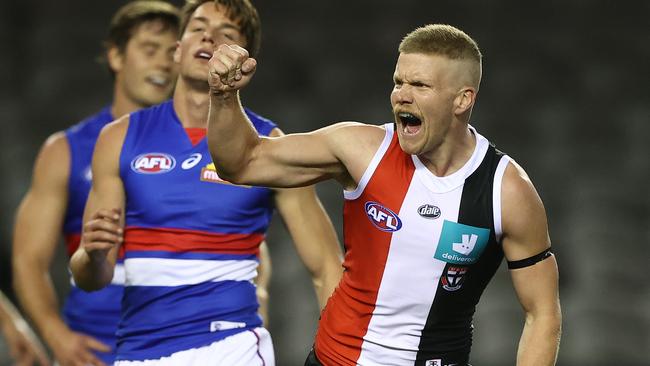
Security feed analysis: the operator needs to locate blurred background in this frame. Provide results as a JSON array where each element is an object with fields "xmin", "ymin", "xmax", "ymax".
[{"xmin": 1, "ymin": 0, "xmax": 648, "ymax": 365}]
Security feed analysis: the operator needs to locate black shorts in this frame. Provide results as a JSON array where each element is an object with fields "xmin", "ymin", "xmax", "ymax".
[{"xmin": 304, "ymin": 348, "xmax": 323, "ymax": 366}]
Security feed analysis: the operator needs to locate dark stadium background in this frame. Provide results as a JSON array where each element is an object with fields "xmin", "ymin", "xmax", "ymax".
[{"xmin": 1, "ymin": 1, "xmax": 648, "ymax": 365}]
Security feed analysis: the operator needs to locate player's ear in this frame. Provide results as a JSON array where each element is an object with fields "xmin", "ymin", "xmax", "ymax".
[
  {"xmin": 107, "ymin": 46, "xmax": 124, "ymax": 73},
  {"xmin": 453, "ymin": 87, "xmax": 476, "ymax": 115},
  {"xmin": 173, "ymin": 40, "xmax": 181, "ymax": 64}
]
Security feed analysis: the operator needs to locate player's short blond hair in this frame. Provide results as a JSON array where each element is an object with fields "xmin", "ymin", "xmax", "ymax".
[
  {"xmin": 399, "ymin": 24, "xmax": 482, "ymax": 64},
  {"xmin": 400, "ymin": 24, "xmax": 483, "ymax": 89}
]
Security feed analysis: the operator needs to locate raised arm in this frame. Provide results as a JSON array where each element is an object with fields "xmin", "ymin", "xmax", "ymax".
[
  {"xmin": 501, "ymin": 161, "xmax": 561, "ymax": 366},
  {"xmin": 69, "ymin": 117, "xmax": 128, "ymax": 292},
  {"xmin": 207, "ymin": 44, "xmax": 373, "ymax": 189}
]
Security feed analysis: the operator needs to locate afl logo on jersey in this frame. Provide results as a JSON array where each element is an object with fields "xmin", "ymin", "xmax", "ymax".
[
  {"xmin": 131, "ymin": 153, "xmax": 176, "ymax": 174},
  {"xmin": 365, "ymin": 201, "xmax": 402, "ymax": 232},
  {"xmin": 418, "ymin": 204, "xmax": 441, "ymax": 219}
]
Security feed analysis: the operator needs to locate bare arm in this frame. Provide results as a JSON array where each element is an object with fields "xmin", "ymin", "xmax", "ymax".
[
  {"xmin": 12, "ymin": 132, "xmax": 110, "ymax": 365},
  {"xmin": 69, "ymin": 117, "xmax": 129, "ymax": 291},
  {"xmin": 207, "ymin": 44, "xmax": 375, "ymax": 189},
  {"xmin": 501, "ymin": 162, "xmax": 561, "ymax": 366},
  {"xmin": 12, "ymin": 133, "xmax": 71, "ymax": 345},
  {"xmin": 255, "ymin": 241, "xmax": 271, "ymax": 326},
  {"xmin": 269, "ymin": 129, "xmax": 343, "ymax": 308},
  {"xmin": 0, "ymin": 291, "xmax": 50, "ymax": 366},
  {"xmin": 274, "ymin": 186, "xmax": 343, "ymax": 309}
]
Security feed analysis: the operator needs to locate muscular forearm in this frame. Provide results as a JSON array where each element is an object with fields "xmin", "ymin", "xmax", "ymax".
[
  {"xmin": 13, "ymin": 261, "xmax": 67, "ymax": 338},
  {"xmin": 516, "ymin": 311, "xmax": 562, "ymax": 366},
  {"xmin": 312, "ymin": 265, "xmax": 342, "ymax": 310},
  {"xmin": 69, "ymin": 250, "xmax": 114, "ymax": 292},
  {"xmin": 207, "ymin": 92, "xmax": 260, "ymax": 182}
]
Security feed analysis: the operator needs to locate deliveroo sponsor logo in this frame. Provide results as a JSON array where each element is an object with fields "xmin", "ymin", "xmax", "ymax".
[{"xmin": 434, "ymin": 220, "xmax": 490, "ymax": 265}]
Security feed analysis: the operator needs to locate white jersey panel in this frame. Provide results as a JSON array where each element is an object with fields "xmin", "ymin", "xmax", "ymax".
[
  {"xmin": 492, "ymin": 155, "xmax": 511, "ymax": 242},
  {"xmin": 357, "ymin": 173, "xmax": 464, "ymax": 365},
  {"xmin": 344, "ymin": 124, "xmax": 395, "ymax": 200},
  {"xmin": 124, "ymin": 258, "xmax": 258, "ymax": 286}
]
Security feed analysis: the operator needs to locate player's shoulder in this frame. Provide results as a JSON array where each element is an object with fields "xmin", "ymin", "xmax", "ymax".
[
  {"xmin": 66, "ymin": 106, "xmax": 113, "ymax": 136},
  {"xmin": 327, "ymin": 121, "xmax": 389, "ymax": 149},
  {"xmin": 95, "ymin": 114, "xmax": 130, "ymax": 150},
  {"xmin": 501, "ymin": 158, "xmax": 545, "ymax": 214},
  {"xmin": 30, "ymin": 131, "xmax": 71, "ymax": 183},
  {"xmin": 39, "ymin": 131, "xmax": 70, "ymax": 160}
]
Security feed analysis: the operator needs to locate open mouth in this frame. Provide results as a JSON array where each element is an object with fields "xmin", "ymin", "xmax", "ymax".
[
  {"xmin": 194, "ymin": 50, "xmax": 212, "ymax": 60},
  {"xmin": 398, "ymin": 112, "xmax": 422, "ymax": 135},
  {"xmin": 145, "ymin": 75, "xmax": 169, "ymax": 88}
]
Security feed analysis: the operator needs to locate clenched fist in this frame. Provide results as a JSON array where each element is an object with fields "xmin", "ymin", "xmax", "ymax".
[{"xmin": 208, "ymin": 44, "xmax": 257, "ymax": 94}]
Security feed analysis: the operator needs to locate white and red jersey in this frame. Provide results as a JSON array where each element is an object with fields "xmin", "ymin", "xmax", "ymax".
[{"xmin": 315, "ymin": 123, "xmax": 511, "ymax": 366}]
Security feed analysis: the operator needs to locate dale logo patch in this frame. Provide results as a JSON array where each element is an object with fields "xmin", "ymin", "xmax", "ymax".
[{"xmin": 434, "ymin": 220, "xmax": 490, "ymax": 265}]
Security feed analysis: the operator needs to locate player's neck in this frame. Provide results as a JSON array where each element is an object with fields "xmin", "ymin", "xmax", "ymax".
[
  {"xmin": 172, "ymin": 79, "xmax": 210, "ymax": 128},
  {"xmin": 111, "ymin": 90, "xmax": 146, "ymax": 120},
  {"xmin": 418, "ymin": 124, "xmax": 476, "ymax": 177}
]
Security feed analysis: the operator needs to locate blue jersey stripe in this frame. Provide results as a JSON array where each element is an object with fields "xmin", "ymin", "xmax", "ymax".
[
  {"xmin": 124, "ymin": 250, "xmax": 258, "ymax": 261},
  {"xmin": 116, "ymin": 280, "xmax": 261, "ymax": 360}
]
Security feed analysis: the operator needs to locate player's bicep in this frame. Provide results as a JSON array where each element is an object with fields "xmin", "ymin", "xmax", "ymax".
[
  {"xmin": 245, "ymin": 123, "xmax": 360, "ymax": 187},
  {"xmin": 13, "ymin": 133, "xmax": 71, "ymax": 265},
  {"xmin": 500, "ymin": 162, "xmax": 551, "ymax": 261},
  {"xmin": 500, "ymin": 162, "xmax": 559, "ymax": 312}
]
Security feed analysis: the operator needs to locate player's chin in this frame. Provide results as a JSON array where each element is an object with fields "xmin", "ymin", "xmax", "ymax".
[{"xmin": 396, "ymin": 136, "xmax": 421, "ymax": 155}]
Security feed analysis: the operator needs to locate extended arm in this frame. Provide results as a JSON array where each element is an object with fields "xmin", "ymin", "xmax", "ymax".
[
  {"xmin": 70, "ymin": 117, "xmax": 129, "ymax": 292},
  {"xmin": 501, "ymin": 161, "xmax": 561, "ymax": 366},
  {"xmin": 0, "ymin": 291, "xmax": 50, "ymax": 366},
  {"xmin": 207, "ymin": 44, "xmax": 364, "ymax": 189}
]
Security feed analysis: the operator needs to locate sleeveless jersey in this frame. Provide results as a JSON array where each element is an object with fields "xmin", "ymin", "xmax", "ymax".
[
  {"xmin": 116, "ymin": 100, "xmax": 276, "ymax": 361},
  {"xmin": 62, "ymin": 106, "xmax": 124, "ymax": 365},
  {"xmin": 315, "ymin": 123, "xmax": 511, "ymax": 366}
]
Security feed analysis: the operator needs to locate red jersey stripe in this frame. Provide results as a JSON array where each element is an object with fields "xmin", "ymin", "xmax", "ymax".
[
  {"xmin": 65, "ymin": 233, "xmax": 81, "ymax": 257},
  {"xmin": 315, "ymin": 130, "xmax": 416, "ymax": 364},
  {"xmin": 124, "ymin": 227, "xmax": 263, "ymax": 256}
]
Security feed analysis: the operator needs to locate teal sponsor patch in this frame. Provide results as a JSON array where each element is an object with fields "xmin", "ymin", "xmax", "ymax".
[{"xmin": 434, "ymin": 220, "xmax": 491, "ymax": 265}]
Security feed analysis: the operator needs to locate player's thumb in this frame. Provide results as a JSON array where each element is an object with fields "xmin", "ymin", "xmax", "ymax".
[
  {"xmin": 241, "ymin": 58, "xmax": 257, "ymax": 74},
  {"xmin": 84, "ymin": 335, "xmax": 111, "ymax": 352}
]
